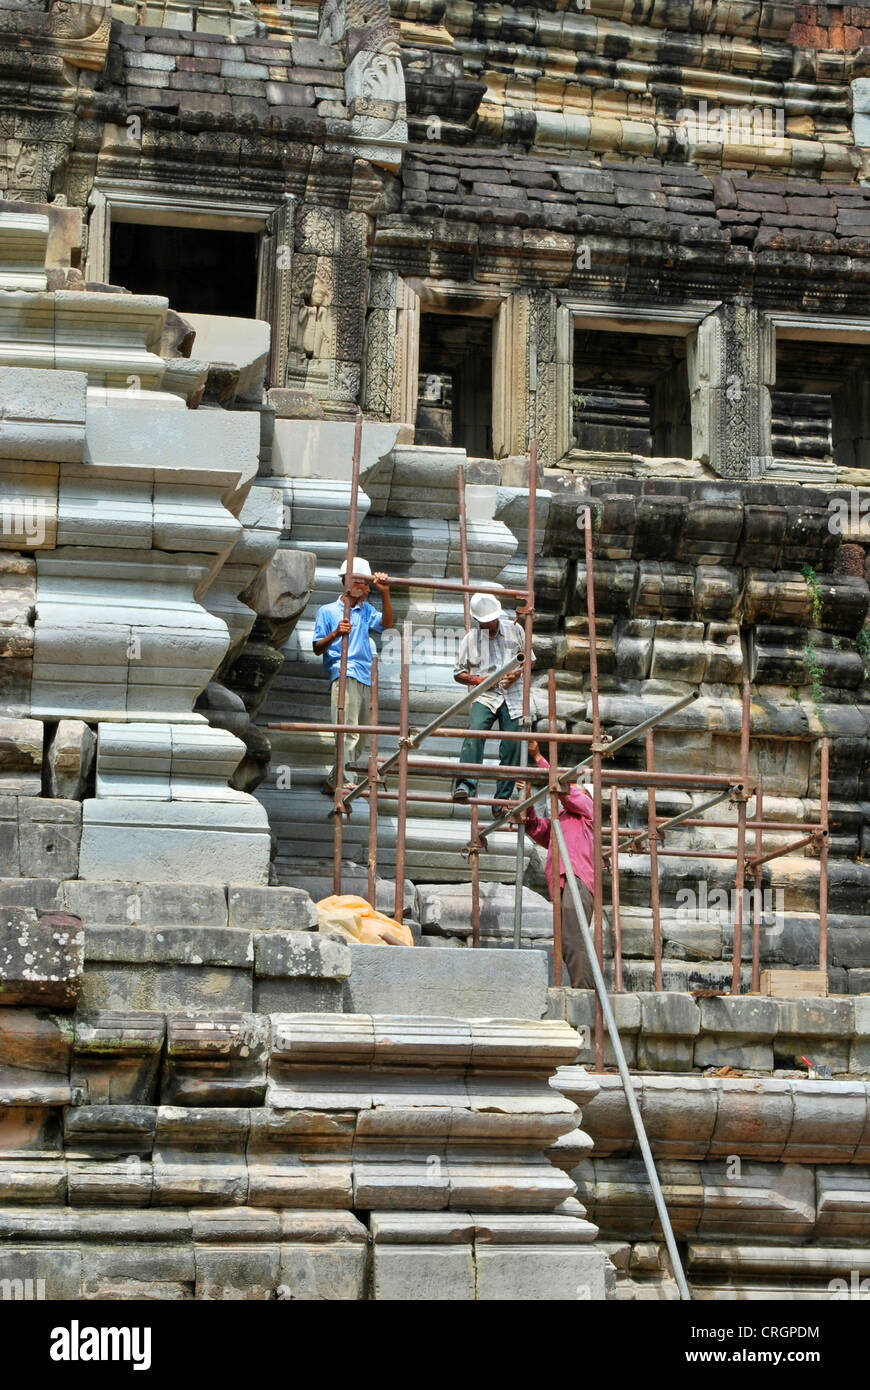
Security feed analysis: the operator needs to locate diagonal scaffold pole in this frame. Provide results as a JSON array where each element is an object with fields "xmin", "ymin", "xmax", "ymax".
[
  {"xmin": 476, "ymin": 689, "xmax": 701, "ymax": 842},
  {"xmin": 553, "ymin": 815, "xmax": 692, "ymax": 1301},
  {"xmin": 338, "ymin": 653, "xmax": 523, "ymax": 811}
]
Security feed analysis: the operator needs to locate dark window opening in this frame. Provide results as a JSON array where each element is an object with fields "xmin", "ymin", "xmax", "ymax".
[
  {"xmin": 572, "ymin": 327, "xmax": 691, "ymax": 458},
  {"xmin": 774, "ymin": 339, "xmax": 870, "ymax": 472},
  {"xmin": 110, "ymin": 223, "xmax": 259, "ymax": 318},
  {"xmin": 416, "ymin": 312, "xmax": 493, "ymax": 457}
]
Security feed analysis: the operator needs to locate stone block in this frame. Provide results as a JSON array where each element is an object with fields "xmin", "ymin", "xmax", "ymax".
[
  {"xmin": 46, "ymin": 720, "xmax": 96, "ymax": 799},
  {"xmin": 62, "ymin": 880, "xmax": 229, "ymax": 929},
  {"xmin": 372, "ymin": 1244, "xmax": 475, "ymax": 1300},
  {"xmin": 277, "ymin": 1244, "xmax": 367, "ymax": 1300},
  {"xmin": 637, "ymin": 992, "xmax": 701, "ymax": 1036},
  {"xmin": 474, "ymin": 1244, "xmax": 608, "ymax": 1300},
  {"xmin": 342, "ymin": 946, "xmax": 548, "ymax": 1019},
  {"xmin": 228, "ymin": 885, "xmax": 316, "ymax": 932},
  {"xmin": 80, "ymin": 964, "xmax": 252, "ymax": 1014},
  {"xmin": 254, "ymin": 977, "xmax": 345, "ymax": 1013},
  {"xmin": 72, "ymin": 1013, "xmax": 164, "ymax": 1105},
  {"xmin": 0, "ymin": 718, "xmax": 42, "ymax": 792},
  {"xmin": 194, "ymin": 1244, "xmax": 280, "ymax": 1299},
  {"xmin": 162, "ymin": 1012, "xmax": 269, "ymax": 1106},
  {"xmin": 17, "ymin": 798, "xmax": 81, "ymax": 878},
  {"xmin": 0, "ymin": 907, "xmax": 83, "ymax": 1008},
  {"xmin": 79, "ymin": 799, "xmax": 270, "ymax": 886}
]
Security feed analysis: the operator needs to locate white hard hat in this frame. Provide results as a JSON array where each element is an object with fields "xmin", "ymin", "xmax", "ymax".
[
  {"xmin": 339, "ymin": 556, "xmax": 372, "ymax": 578},
  {"xmin": 470, "ymin": 591, "xmax": 503, "ymax": 623}
]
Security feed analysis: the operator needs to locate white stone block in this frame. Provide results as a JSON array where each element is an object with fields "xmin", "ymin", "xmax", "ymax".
[{"xmin": 79, "ymin": 798, "xmax": 270, "ymax": 884}]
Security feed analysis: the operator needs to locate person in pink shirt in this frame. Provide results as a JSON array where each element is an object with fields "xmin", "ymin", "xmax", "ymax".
[{"xmin": 524, "ymin": 740, "xmax": 596, "ymax": 989}]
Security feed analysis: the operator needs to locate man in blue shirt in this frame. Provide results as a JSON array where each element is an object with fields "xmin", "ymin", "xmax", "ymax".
[{"xmin": 313, "ymin": 557, "xmax": 393, "ymax": 795}]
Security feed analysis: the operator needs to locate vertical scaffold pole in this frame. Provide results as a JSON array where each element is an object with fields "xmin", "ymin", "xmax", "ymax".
[
  {"xmin": 548, "ymin": 668, "xmax": 563, "ymax": 987},
  {"xmin": 471, "ymin": 801, "xmax": 481, "ymax": 950},
  {"xmin": 646, "ymin": 729, "xmax": 663, "ymax": 993},
  {"xmin": 751, "ymin": 774, "xmax": 763, "ymax": 994},
  {"xmin": 367, "ymin": 654, "xmax": 379, "ymax": 909},
  {"xmin": 584, "ymin": 508, "xmax": 604, "ymax": 1069},
  {"xmin": 394, "ymin": 618, "xmax": 411, "ymax": 923},
  {"xmin": 332, "ymin": 412, "xmax": 363, "ymax": 894},
  {"xmin": 513, "ymin": 441, "xmax": 537, "ymax": 949},
  {"xmin": 731, "ymin": 679, "xmax": 751, "ymax": 996},
  {"xmin": 610, "ymin": 786, "xmax": 624, "ymax": 993},
  {"xmin": 819, "ymin": 738, "xmax": 830, "ymax": 977}
]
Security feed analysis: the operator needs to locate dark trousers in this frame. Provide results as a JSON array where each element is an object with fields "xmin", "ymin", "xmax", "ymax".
[
  {"xmin": 454, "ymin": 699, "xmax": 521, "ymax": 802},
  {"xmin": 560, "ymin": 879, "xmax": 596, "ymax": 990}
]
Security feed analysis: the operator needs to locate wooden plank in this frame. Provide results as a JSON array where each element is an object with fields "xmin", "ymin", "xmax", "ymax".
[{"xmin": 760, "ymin": 968, "xmax": 828, "ymax": 999}]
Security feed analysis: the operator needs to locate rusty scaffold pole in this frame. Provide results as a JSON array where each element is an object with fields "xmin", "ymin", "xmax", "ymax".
[
  {"xmin": 548, "ymin": 669, "xmax": 563, "ymax": 986},
  {"xmin": 394, "ymin": 618, "xmax": 411, "ymax": 922},
  {"xmin": 751, "ymin": 774, "xmax": 764, "ymax": 994},
  {"xmin": 610, "ymin": 785, "xmax": 623, "ymax": 993},
  {"xmin": 513, "ymin": 441, "xmax": 537, "ymax": 950},
  {"xmin": 819, "ymin": 737, "xmax": 830, "ymax": 977},
  {"xmin": 646, "ymin": 729, "xmax": 663, "ymax": 993},
  {"xmin": 367, "ymin": 653, "xmax": 379, "ymax": 909},
  {"xmin": 583, "ymin": 507, "xmax": 605, "ymax": 1068},
  {"xmin": 332, "ymin": 412, "xmax": 363, "ymax": 894},
  {"xmin": 730, "ymin": 679, "xmax": 751, "ymax": 995}
]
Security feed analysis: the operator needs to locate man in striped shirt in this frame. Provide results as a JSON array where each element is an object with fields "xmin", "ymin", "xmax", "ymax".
[{"xmin": 451, "ymin": 591, "xmax": 531, "ymax": 807}]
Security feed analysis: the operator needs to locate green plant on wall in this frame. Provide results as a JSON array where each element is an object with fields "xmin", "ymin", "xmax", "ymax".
[
  {"xmin": 802, "ymin": 564, "xmax": 823, "ymax": 626},
  {"xmin": 858, "ymin": 629, "xmax": 870, "ymax": 658}
]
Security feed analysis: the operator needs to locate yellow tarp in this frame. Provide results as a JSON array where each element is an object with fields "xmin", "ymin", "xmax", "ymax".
[{"xmin": 315, "ymin": 894, "xmax": 414, "ymax": 947}]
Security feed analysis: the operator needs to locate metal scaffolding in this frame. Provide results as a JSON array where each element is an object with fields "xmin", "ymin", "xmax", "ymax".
[{"xmin": 268, "ymin": 439, "xmax": 832, "ymax": 1068}]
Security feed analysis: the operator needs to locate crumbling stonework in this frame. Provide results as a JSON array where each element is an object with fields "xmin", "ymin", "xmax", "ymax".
[{"xmin": 3, "ymin": 0, "xmax": 870, "ymax": 1301}]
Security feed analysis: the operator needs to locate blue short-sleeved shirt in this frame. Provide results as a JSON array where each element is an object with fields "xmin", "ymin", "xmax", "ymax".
[{"xmin": 313, "ymin": 598, "xmax": 383, "ymax": 685}]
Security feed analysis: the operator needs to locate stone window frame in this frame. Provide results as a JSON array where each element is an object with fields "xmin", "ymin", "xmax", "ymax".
[
  {"xmin": 85, "ymin": 187, "xmax": 295, "ymax": 386},
  {"xmin": 764, "ymin": 309, "xmax": 870, "ymax": 481},
  {"xmin": 402, "ymin": 279, "xmax": 528, "ymax": 460},
  {"xmin": 554, "ymin": 297, "xmax": 722, "ymax": 467}
]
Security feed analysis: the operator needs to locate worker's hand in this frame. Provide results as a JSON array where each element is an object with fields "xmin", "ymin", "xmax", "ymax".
[
  {"xmin": 528, "ymin": 739, "xmax": 540, "ymax": 759},
  {"xmin": 500, "ymin": 669, "xmax": 521, "ymax": 688},
  {"xmin": 336, "ymin": 618, "xmax": 352, "ymax": 637},
  {"xmin": 372, "ymin": 572, "xmax": 390, "ymax": 592}
]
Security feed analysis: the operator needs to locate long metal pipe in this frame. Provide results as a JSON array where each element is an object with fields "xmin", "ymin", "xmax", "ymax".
[
  {"xmin": 553, "ymin": 817, "xmax": 692, "ymax": 1302},
  {"xmin": 332, "ymin": 412, "xmax": 363, "ymax": 893},
  {"xmin": 747, "ymin": 831, "xmax": 824, "ymax": 867},
  {"xmin": 731, "ymin": 680, "xmax": 751, "ymax": 995},
  {"xmin": 269, "ymin": 722, "xmax": 596, "ymax": 744},
  {"xmin": 819, "ymin": 738, "xmax": 830, "ymax": 976},
  {"xmin": 584, "ymin": 508, "xmax": 605, "ymax": 1069},
  {"xmin": 471, "ymin": 801, "xmax": 480, "ymax": 949},
  {"xmin": 394, "ymin": 620, "xmax": 411, "ymax": 922},
  {"xmin": 513, "ymin": 442, "xmax": 536, "ymax": 951},
  {"xmin": 646, "ymin": 730, "xmax": 663, "ymax": 993},
  {"xmin": 384, "ymin": 576, "xmax": 529, "ymax": 599},
  {"xmin": 752, "ymin": 775, "xmax": 763, "ymax": 993},
  {"xmin": 367, "ymin": 654, "xmax": 379, "ymax": 908},
  {"xmin": 606, "ymin": 786, "xmax": 741, "ymax": 859},
  {"xmin": 477, "ymin": 690, "xmax": 702, "ymax": 840},
  {"xmin": 548, "ymin": 668, "xmax": 563, "ymax": 988},
  {"xmin": 339, "ymin": 654, "xmax": 522, "ymax": 809},
  {"xmin": 610, "ymin": 785, "xmax": 623, "ymax": 993}
]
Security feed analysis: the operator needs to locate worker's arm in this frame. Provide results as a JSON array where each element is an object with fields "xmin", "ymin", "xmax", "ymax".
[
  {"xmin": 372, "ymin": 572, "xmax": 393, "ymax": 630},
  {"xmin": 313, "ymin": 604, "xmax": 351, "ymax": 656},
  {"xmin": 453, "ymin": 630, "xmax": 483, "ymax": 687},
  {"xmin": 313, "ymin": 616, "xmax": 351, "ymax": 655},
  {"xmin": 524, "ymin": 803, "xmax": 551, "ymax": 848}
]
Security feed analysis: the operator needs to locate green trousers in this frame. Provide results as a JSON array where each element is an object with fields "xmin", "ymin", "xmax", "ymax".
[{"xmin": 454, "ymin": 699, "xmax": 521, "ymax": 803}]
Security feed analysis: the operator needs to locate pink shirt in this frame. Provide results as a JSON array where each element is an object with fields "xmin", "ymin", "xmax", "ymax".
[{"xmin": 524, "ymin": 756, "xmax": 595, "ymax": 896}]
